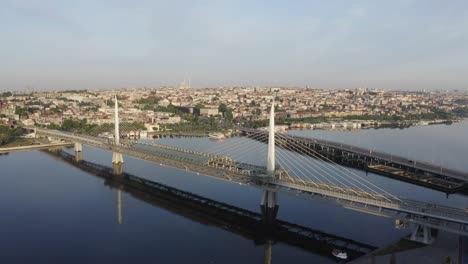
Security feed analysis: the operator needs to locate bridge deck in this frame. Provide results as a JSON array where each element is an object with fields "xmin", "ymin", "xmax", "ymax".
[
  {"xmin": 0, "ymin": 142, "xmax": 74, "ymax": 153},
  {"xmin": 33, "ymin": 128, "xmax": 468, "ymax": 234}
]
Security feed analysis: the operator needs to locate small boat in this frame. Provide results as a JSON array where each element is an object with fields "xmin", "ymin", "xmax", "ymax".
[
  {"xmin": 209, "ymin": 133, "xmax": 226, "ymax": 140},
  {"xmin": 332, "ymin": 249, "xmax": 348, "ymax": 260}
]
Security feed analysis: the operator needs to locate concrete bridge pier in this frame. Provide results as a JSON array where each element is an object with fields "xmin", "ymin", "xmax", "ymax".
[
  {"xmin": 74, "ymin": 143, "xmax": 82, "ymax": 152},
  {"xmin": 75, "ymin": 151, "xmax": 83, "ymax": 162},
  {"xmin": 74, "ymin": 142, "xmax": 83, "ymax": 162},
  {"xmin": 112, "ymin": 152, "xmax": 124, "ymax": 176},
  {"xmin": 112, "ymin": 152, "xmax": 124, "ymax": 164},
  {"xmin": 409, "ymin": 224, "xmax": 433, "ymax": 244},
  {"xmin": 112, "ymin": 162, "xmax": 124, "ymax": 176},
  {"xmin": 261, "ymin": 190, "xmax": 279, "ymax": 225}
]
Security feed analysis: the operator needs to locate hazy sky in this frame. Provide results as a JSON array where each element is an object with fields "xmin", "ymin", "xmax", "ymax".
[{"xmin": 1, "ymin": 0, "xmax": 468, "ymax": 90}]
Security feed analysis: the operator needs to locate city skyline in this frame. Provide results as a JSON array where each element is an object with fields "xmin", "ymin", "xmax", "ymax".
[{"xmin": 2, "ymin": 0, "xmax": 468, "ymax": 90}]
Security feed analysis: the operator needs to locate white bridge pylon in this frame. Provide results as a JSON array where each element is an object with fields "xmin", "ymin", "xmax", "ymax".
[
  {"xmin": 112, "ymin": 95, "xmax": 124, "ymax": 164},
  {"xmin": 261, "ymin": 102, "xmax": 278, "ymax": 210}
]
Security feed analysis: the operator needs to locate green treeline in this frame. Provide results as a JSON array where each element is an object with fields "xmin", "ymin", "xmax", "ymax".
[
  {"xmin": 61, "ymin": 90, "xmax": 88, "ymax": 93},
  {"xmin": 452, "ymin": 107, "xmax": 468, "ymax": 117},
  {"xmin": 165, "ymin": 116, "xmax": 221, "ymax": 133},
  {"xmin": 47, "ymin": 119, "xmax": 146, "ymax": 133},
  {"xmin": 0, "ymin": 125, "xmax": 25, "ymax": 146},
  {"xmin": 134, "ymin": 97, "xmax": 161, "ymax": 105},
  {"xmin": 243, "ymin": 110, "xmax": 461, "ymax": 128}
]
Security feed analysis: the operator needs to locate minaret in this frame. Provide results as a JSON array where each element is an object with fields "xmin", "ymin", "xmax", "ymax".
[{"xmin": 267, "ymin": 102, "xmax": 275, "ymax": 175}]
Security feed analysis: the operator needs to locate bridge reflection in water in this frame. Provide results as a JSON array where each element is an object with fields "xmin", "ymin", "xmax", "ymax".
[{"xmin": 44, "ymin": 149, "xmax": 376, "ymax": 262}]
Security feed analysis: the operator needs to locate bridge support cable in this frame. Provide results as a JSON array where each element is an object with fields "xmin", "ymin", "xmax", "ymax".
[
  {"xmin": 277, "ymin": 132, "xmax": 403, "ymax": 203},
  {"xmin": 231, "ymin": 138, "xmax": 270, "ymax": 165},
  {"xmin": 203, "ymin": 139, "xmax": 247, "ymax": 157},
  {"xmin": 278, "ymin": 133, "xmax": 385, "ymax": 189},
  {"xmin": 233, "ymin": 133, "xmax": 299, "ymax": 183},
  {"xmin": 275, "ymin": 137, "xmax": 360, "ymax": 193},
  {"xmin": 274, "ymin": 137, "xmax": 336, "ymax": 187},
  {"xmin": 204, "ymin": 134, "xmax": 263, "ymax": 157},
  {"xmin": 159, "ymin": 137, "xmax": 208, "ymax": 152},
  {"xmin": 275, "ymin": 134, "xmax": 396, "ymax": 201},
  {"xmin": 274, "ymin": 135, "xmax": 376, "ymax": 197},
  {"xmin": 80, "ymin": 121, "xmax": 114, "ymax": 137},
  {"xmin": 229, "ymin": 135, "xmax": 269, "ymax": 158},
  {"xmin": 204, "ymin": 137, "xmax": 251, "ymax": 161},
  {"xmin": 221, "ymin": 133, "xmax": 269, "ymax": 157},
  {"xmin": 204, "ymin": 139, "xmax": 238, "ymax": 154},
  {"xmin": 211, "ymin": 136, "xmax": 263, "ymax": 161},
  {"xmin": 240, "ymin": 132, "xmax": 334, "ymax": 186},
  {"xmin": 211, "ymin": 133, "xmax": 269, "ymax": 163},
  {"xmin": 160, "ymin": 131, "xmax": 264, "ymax": 161},
  {"xmin": 225, "ymin": 134, "xmax": 271, "ymax": 163},
  {"xmin": 119, "ymin": 122, "xmax": 145, "ymax": 143},
  {"xmin": 76, "ymin": 120, "xmax": 146, "ymax": 146},
  {"xmin": 81, "ymin": 124, "xmax": 102, "ymax": 137},
  {"xmin": 276, "ymin": 146, "xmax": 346, "ymax": 191},
  {"xmin": 275, "ymin": 133, "xmax": 375, "ymax": 191},
  {"xmin": 274, "ymin": 154, "xmax": 300, "ymax": 184},
  {"xmin": 277, "ymin": 134, "xmax": 368, "ymax": 192},
  {"xmin": 275, "ymin": 148, "xmax": 320, "ymax": 187},
  {"xmin": 204, "ymin": 135, "xmax": 252, "ymax": 154},
  {"xmin": 245, "ymin": 133, "xmax": 389, "ymax": 200}
]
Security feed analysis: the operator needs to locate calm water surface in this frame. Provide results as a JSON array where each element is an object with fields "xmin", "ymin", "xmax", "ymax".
[{"xmin": 1, "ymin": 120, "xmax": 467, "ymax": 263}]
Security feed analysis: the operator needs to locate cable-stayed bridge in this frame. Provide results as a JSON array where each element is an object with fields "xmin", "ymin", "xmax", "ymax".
[{"xmin": 25, "ymin": 97, "xmax": 468, "ymax": 244}]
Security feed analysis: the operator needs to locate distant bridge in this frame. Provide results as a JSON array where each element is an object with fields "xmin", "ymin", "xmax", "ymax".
[{"xmin": 0, "ymin": 142, "xmax": 73, "ymax": 154}]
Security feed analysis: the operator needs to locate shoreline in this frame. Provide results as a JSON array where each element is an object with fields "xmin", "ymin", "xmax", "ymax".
[{"xmin": 288, "ymin": 118, "xmax": 463, "ymax": 131}]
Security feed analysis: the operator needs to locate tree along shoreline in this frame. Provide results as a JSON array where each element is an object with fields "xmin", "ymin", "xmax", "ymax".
[
  {"xmin": 243, "ymin": 111, "xmax": 465, "ymax": 129},
  {"xmin": 0, "ymin": 125, "xmax": 27, "ymax": 146}
]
